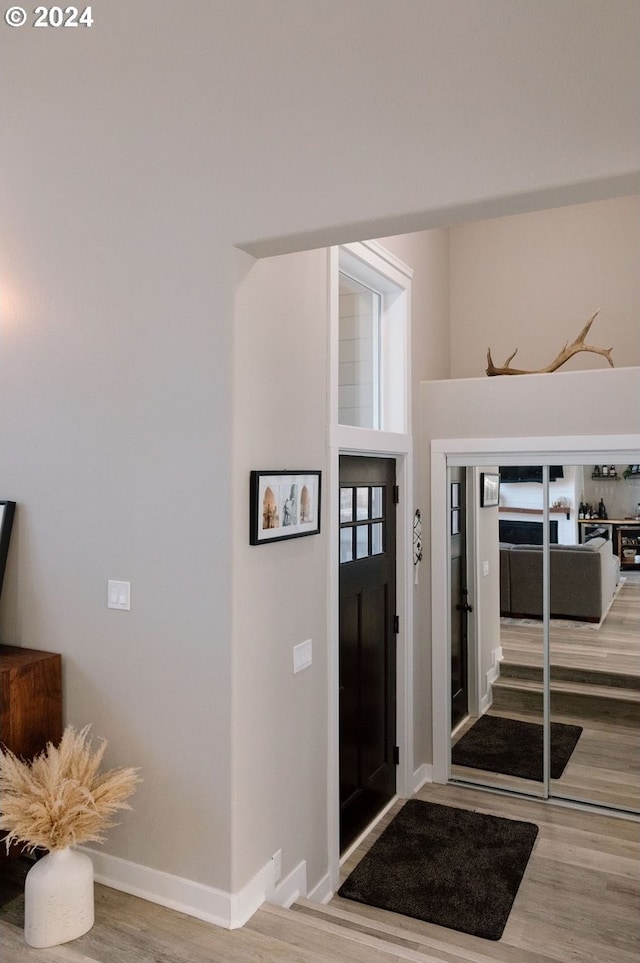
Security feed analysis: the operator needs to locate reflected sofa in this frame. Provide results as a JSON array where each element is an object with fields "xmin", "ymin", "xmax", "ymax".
[{"xmin": 499, "ymin": 537, "xmax": 620, "ymax": 622}]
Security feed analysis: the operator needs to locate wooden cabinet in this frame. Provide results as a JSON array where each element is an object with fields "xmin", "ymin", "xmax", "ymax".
[
  {"xmin": 578, "ymin": 519, "xmax": 640, "ymax": 570},
  {"xmin": 0, "ymin": 645, "xmax": 62, "ymax": 758},
  {"xmin": 616, "ymin": 525, "xmax": 640, "ymax": 570}
]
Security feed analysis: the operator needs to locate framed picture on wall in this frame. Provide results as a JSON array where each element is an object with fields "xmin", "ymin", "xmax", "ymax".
[
  {"xmin": 250, "ymin": 471, "xmax": 321, "ymax": 544},
  {"xmin": 480, "ymin": 473, "xmax": 500, "ymax": 508}
]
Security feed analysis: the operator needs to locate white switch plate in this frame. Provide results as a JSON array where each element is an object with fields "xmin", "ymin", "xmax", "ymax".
[
  {"xmin": 108, "ymin": 580, "xmax": 131, "ymax": 611},
  {"xmin": 293, "ymin": 639, "xmax": 312, "ymax": 674},
  {"xmin": 482, "ymin": 560, "xmax": 490, "ymax": 576}
]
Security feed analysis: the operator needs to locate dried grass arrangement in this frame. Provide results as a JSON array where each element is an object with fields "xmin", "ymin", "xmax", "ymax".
[{"xmin": 0, "ymin": 725, "xmax": 140, "ymax": 853}]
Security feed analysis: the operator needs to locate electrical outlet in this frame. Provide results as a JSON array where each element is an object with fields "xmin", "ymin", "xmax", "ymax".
[{"xmin": 271, "ymin": 849, "xmax": 282, "ymax": 883}]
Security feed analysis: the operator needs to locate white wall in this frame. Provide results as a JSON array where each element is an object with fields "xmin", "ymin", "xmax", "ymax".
[
  {"xmin": 472, "ymin": 469, "xmax": 502, "ymax": 711},
  {"xmin": 422, "ymin": 368, "xmax": 640, "ymax": 444},
  {"xmin": 581, "ymin": 467, "xmax": 640, "ymax": 521},
  {"xmin": 231, "ymin": 249, "xmax": 330, "ymax": 895},
  {"xmin": 1, "ymin": 0, "xmax": 638, "ymax": 915},
  {"xmin": 449, "ymin": 196, "xmax": 640, "ymax": 378}
]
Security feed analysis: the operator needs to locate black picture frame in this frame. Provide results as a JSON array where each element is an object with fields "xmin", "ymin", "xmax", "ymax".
[
  {"xmin": 250, "ymin": 471, "xmax": 321, "ymax": 545},
  {"xmin": 0, "ymin": 500, "xmax": 16, "ymax": 600},
  {"xmin": 480, "ymin": 473, "xmax": 500, "ymax": 508}
]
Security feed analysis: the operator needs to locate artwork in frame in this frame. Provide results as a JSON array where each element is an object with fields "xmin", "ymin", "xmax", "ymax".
[
  {"xmin": 250, "ymin": 471, "xmax": 321, "ymax": 545},
  {"xmin": 480, "ymin": 473, "xmax": 500, "ymax": 508}
]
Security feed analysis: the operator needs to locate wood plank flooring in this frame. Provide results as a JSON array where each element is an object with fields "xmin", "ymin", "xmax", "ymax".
[{"xmin": 1, "ymin": 782, "xmax": 638, "ymax": 963}]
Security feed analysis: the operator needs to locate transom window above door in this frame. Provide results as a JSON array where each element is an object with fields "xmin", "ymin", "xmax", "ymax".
[
  {"xmin": 338, "ymin": 274, "xmax": 382, "ymax": 429},
  {"xmin": 335, "ymin": 242, "xmax": 411, "ymax": 436}
]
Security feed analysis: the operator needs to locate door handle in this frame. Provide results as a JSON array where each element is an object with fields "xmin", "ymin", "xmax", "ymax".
[{"xmin": 456, "ymin": 601, "xmax": 473, "ymax": 613}]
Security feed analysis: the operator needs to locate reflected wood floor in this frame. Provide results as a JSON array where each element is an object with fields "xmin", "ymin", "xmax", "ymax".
[
  {"xmin": 1, "ymin": 782, "xmax": 639, "ymax": 963},
  {"xmin": 499, "ymin": 572, "xmax": 640, "ymax": 678},
  {"xmin": 457, "ymin": 571, "xmax": 640, "ymax": 811},
  {"xmin": 452, "ymin": 707, "xmax": 640, "ymax": 811}
]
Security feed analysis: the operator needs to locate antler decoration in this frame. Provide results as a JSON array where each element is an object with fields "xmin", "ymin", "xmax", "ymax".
[{"xmin": 486, "ymin": 309, "xmax": 614, "ymax": 376}]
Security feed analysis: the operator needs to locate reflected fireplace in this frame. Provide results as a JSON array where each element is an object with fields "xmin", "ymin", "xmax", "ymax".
[{"xmin": 499, "ymin": 519, "xmax": 558, "ymax": 544}]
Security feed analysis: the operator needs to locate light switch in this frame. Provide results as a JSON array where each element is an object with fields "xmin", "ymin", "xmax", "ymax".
[
  {"xmin": 482, "ymin": 561, "xmax": 490, "ymax": 576},
  {"xmin": 293, "ymin": 639, "xmax": 312, "ymax": 674},
  {"xmin": 108, "ymin": 580, "xmax": 130, "ymax": 611}
]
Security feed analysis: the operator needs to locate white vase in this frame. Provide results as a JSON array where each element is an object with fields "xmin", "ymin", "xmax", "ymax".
[{"xmin": 24, "ymin": 847, "xmax": 94, "ymax": 948}]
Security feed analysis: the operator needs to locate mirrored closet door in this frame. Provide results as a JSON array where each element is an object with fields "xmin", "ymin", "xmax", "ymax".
[{"xmin": 448, "ymin": 460, "xmax": 640, "ymax": 815}]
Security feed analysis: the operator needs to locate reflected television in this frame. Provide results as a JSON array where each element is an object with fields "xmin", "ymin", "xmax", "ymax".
[{"xmin": 499, "ymin": 466, "xmax": 564, "ymax": 483}]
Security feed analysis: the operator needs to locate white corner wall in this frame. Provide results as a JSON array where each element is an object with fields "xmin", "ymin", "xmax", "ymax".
[{"xmin": 231, "ymin": 249, "xmax": 330, "ymax": 897}]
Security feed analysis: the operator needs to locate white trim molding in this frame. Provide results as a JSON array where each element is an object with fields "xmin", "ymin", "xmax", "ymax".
[
  {"xmin": 83, "ymin": 847, "xmax": 308, "ymax": 930},
  {"xmin": 326, "ymin": 240, "xmax": 415, "ymax": 896},
  {"xmin": 480, "ymin": 645, "xmax": 503, "ymax": 714},
  {"xmin": 413, "ymin": 763, "xmax": 433, "ymax": 794},
  {"xmin": 307, "ymin": 871, "xmax": 333, "ymax": 905}
]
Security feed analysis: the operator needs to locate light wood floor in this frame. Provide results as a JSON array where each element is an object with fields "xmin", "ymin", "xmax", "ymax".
[{"xmin": 2, "ymin": 782, "xmax": 638, "ymax": 963}]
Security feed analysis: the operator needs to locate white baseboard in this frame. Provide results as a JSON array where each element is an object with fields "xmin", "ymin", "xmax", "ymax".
[
  {"xmin": 83, "ymin": 846, "xmax": 299, "ymax": 930},
  {"xmin": 270, "ymin": 859, "xmax": 308, "ymax": 909},
  {"xmin": 307, "ymin": 871, "xmax": 333, "ymax": 905},
  {"xmin": 481, "ymin": 644, "xmax": 503, "ymax": 713},
  {"xmin": 479, "ymin": 690, "xmax": 493, "ymax": 714},
  {"xmin": 412, "ymin": 763, "xmax": 433, "ymax": 792}
]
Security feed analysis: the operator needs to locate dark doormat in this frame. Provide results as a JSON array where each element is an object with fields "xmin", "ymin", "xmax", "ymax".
[
  {"xmin": 338, "ymin": 799, "xmax": 538, "ymax": 941},
  {"xmin": 451, "ymin": 714, "xmax": 582, "ymax": 782}
]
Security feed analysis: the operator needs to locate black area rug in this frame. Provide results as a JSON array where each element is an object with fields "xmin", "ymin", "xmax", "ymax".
[
  {"xmin": 338, "ymin": 800, "xmax": 538, "ymax": 941},
  {"xmin": 451, "ymin": 714, "xmax": 582, "ymax": 782}
]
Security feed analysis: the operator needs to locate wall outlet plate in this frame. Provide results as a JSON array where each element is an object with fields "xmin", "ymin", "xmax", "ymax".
[
  {"xmin": 293, "ymin": 639, "xmax": 312, "ymax": 673},
  {"xmin": 107, "ymin": 580, "xmax": 130, "ymax": 611}
]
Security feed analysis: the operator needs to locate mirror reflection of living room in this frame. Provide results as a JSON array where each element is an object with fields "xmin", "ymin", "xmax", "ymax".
[{"xmin": 498, "ymin": 463, "xmax": 640, "ymax": 622}]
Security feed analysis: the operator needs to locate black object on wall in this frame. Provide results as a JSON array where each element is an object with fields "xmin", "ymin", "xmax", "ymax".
[
  {"xmin": 0, "ymin": 500, "xmax": 16, "ymax": 602},
  {"xmin": 499, "ymin": 519, "xmax": 558, "ymax": 545}
]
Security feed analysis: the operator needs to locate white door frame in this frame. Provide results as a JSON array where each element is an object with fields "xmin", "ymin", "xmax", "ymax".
[{"xmin": 326, "ymin": 242, "xmax": 415, "ymax": 894}]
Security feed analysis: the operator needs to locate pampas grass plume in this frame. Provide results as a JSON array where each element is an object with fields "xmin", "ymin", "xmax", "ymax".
[{"xmin": 0, "ymin": 725, "xmax": 141, "ymax": 853}]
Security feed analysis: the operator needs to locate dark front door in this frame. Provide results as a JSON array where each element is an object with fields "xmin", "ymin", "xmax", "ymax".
[
  {"xmin": 450, "ymin": 467, "xmax": 470, "ymax": 729},
  {"xmin": 339, "ymin": 455, "xmax": 397, "ymax": 852}
]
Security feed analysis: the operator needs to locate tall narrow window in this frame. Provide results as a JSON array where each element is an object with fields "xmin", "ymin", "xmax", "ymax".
[
  {"xmin": 338, "ymin": 274, "xmax": 381, "ymax": 429},
  {"xmin": 335, "ymin": 242, "xmax": 411, "ymax": 435}
]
